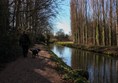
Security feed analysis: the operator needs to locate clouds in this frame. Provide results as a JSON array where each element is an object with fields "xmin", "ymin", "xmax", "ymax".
[
  {"xmin": 53, "ymin": 0, "xmax": 71, "ymax": 35},
  {"xmin": 56, "ymin": 21, "xmax": 71, "ymax": 34}
]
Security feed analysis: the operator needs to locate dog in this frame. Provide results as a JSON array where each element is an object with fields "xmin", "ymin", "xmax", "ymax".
[{"xmin": 30, "ymin": 48, "xmax": 40, "ymax": 58}]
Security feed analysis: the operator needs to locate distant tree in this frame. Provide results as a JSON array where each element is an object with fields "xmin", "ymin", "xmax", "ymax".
[{"xmin": 55, "ymin": 29, "xmax": 70, "ymax": 41}]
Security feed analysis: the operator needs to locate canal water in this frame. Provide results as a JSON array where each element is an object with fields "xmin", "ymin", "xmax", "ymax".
[{"xmin": 50, "ymin": 45, "xmax": 118, "ymax": 83}]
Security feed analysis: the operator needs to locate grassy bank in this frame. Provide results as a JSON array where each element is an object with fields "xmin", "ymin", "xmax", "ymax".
[
  {"xmin": 56, "ymin": 42, "xmax": 118, "ymax": 57},
  {"xmin": 49, "ymin": 50, "xmax": 89, "ymax": 83}
]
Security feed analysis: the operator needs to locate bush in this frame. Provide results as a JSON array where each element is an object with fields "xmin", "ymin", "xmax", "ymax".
[{"xmin": 0, "ymin": 33, "xmax": 21, "ymax": 63}]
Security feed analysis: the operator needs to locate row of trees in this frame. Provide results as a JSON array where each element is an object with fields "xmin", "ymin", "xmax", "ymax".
[
  {"xmin": 55, "ymin": 29, "xmax": 70, "ymax": 41},
  {"xmin": 0, "ymin": 0, "xmax": 61, "ymax": 62},
  {"xmin": 9, "ymin": 0, "xmax": 60, "ymax": 36},
  {"xmin": 71, "ymin": 0, "xmax": 118, "ymax": 46}
]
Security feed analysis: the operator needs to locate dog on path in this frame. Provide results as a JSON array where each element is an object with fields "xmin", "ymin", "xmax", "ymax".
[{"xmin": 30, "ymin": 48, "xmax": 40, "ymax": 58}]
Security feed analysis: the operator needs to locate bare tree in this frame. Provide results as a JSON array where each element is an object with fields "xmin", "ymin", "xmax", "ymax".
[
  {"xmin": 0, "ymin": 0, "xmax": 63, "ymax": 62},
  {"xmin": 71, "ymin": 0, "xmax": 118, "ymax": 46}
]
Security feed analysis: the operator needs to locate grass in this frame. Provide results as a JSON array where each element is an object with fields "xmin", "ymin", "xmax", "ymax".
[
  {"xmin": 56, "ymin": 41, "xmax": 73, "ymax": 44},
  {"xmin": 55, "ymin": 41, "xmax": 118, "ymax": 57}
]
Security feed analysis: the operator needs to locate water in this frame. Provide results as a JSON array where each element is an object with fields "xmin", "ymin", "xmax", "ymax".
[{"xmin": 50, "ymin": 45, "xmax": 118, "ymax": 83}]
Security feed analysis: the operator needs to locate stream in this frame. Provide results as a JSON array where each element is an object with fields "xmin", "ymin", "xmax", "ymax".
[{"xmin": 50, "ymin": 45, "xmax": 118, "ymax": 83}]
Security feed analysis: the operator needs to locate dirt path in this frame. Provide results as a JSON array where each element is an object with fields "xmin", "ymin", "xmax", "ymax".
[{"xmin": 0, "ymin": 44, "xmax": 63, "ymax": 83}]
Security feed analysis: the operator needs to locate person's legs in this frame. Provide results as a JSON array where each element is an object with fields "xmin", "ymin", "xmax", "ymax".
[{"xmin": 22, "ymin": 46, "xmax": 28, "ymax": 57}]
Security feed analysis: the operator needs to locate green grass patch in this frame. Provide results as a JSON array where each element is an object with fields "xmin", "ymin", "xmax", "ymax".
[
  {"xmin": 56, "ymin": 42, "xmax": 73, "ymax": 45},
  {"xmin": 56, "ymin": 42, "xmax": 118, "ymax": 57}
]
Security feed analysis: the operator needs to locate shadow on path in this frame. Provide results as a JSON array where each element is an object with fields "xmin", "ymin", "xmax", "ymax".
[
  {"xmin": 0, "ymin": 44, "xmax": 62, "ymax": 83},
  {"xmin": 0, "ymin": 56, "xmax": 52, "ymax": 83}
]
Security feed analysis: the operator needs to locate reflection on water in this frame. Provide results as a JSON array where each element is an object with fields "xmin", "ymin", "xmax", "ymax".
[
  {"xmin": 50, "ymin": 45, "xmax": 72, "ymax": 66},
  {"xmin": 51, "ymin": 45, "xmax": 118, "ymax": 83}
]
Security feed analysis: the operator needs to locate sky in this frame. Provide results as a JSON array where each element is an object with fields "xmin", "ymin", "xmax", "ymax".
[{"xmin": 53, "ymin": 0, "xmax": 71, "ymax": 35}]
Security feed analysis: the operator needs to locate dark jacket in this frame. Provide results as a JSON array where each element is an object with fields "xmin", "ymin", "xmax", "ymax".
[{"xmin": 19, "ymin": 34, "xmax": 30, "ymax": 47}]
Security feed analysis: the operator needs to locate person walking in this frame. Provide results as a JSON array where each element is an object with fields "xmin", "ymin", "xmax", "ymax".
[{"xmin": 19, "ymin": 32, "xmax": 30, "ymax": 57}]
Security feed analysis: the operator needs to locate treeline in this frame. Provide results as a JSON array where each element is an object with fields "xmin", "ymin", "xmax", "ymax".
[
  {"xmin": 0, "ymin": 0, "xmax": 60, "ymax": 63},
  {"xmin": 55, "ymin": 29, "xmax": 70, "ymax": 41},
  {"xmin": 71, "ymin": 0, "xmax": 118, "ymax": 46}
]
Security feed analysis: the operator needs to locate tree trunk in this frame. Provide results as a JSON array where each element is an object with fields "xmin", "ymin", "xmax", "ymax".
[
  {"xmin": 116, "ymin": 0, "xmax": 118, "ymax": 45},
  {"xmin": 101, "ymin": 0, "xmax": 105, "ymax": 46}
]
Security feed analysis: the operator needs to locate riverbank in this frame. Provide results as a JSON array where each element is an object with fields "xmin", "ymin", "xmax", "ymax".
[
  {"xmin": 0, "ymin": 44, "xmax": 88, "ymax": 83},
  {"xmin": 49, "ymin": 50, "xmax": 89, "ymax": 83},
  {"xmin": 56, "ymin": 42, "xmax": 118, "ymax": 57}
]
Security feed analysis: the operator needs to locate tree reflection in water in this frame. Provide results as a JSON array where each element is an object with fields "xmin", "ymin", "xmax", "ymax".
[{"xmin": 51, "ymin": 45, "xmax": 118, "ymax": 83}]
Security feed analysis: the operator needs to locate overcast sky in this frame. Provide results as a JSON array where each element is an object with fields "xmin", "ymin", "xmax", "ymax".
[{"xmin": 53, "ymin": 0, "xmax": 71, "ymax": 35}]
